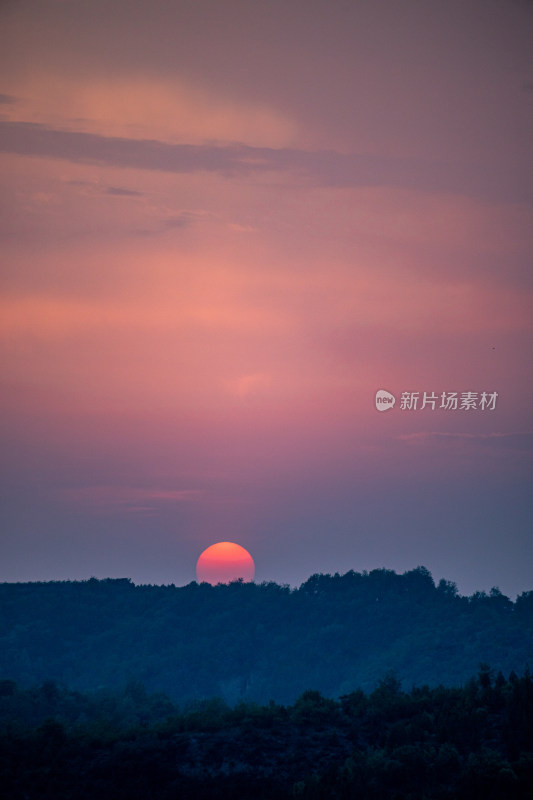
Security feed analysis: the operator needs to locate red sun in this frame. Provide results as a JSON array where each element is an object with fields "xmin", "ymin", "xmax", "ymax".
[{"xmin": 196, "ymin": 542, "xmax": 255, "ymax": 585}]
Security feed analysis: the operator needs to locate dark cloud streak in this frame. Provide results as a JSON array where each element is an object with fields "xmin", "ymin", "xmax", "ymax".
[
  {"xmin": 1, "ymin": 121, "xmax": 529, "ymax": 202},
  {"xmin": 105, "ymin": 186, "xmax": 143, "ymax": 197}
]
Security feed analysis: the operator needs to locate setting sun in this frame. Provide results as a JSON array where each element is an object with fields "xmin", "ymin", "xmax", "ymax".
[{"xmin": 196, "ymin": 542, "xmax": 255, "ymax": 585}]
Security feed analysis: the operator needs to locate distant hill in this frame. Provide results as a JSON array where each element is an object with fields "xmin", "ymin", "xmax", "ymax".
[{"xmin": 1, "ymin": 567, "xmax": 532, "ymax": 704}]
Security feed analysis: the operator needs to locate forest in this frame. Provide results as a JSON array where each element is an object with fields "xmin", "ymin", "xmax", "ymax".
[
  {"xmin": 1, "ymin": 568, "xmax": 533, "ymax": 796},
  {"xmin": 1, "ymin": 667, "xmax": 532, "ymax": 798},
  {"xmin": 1, "ymin": 567, "xmax": 532, "ymax": 704}
]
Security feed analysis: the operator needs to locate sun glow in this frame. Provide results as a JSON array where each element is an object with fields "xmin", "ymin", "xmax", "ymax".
[{"xmin": 196, "ymin": 542, "xmax": 255, "ymax": 585}]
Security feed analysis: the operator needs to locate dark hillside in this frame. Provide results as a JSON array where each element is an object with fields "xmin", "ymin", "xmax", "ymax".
[
  {"xmin": 1, "ymin": 670, "xmax": 532, "ymax": 798},
  {"xmin": 1, "ymin": 568, "xmax": 531, "ymax": 704}
]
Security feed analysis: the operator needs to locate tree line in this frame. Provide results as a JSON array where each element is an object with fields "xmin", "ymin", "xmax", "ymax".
[
  {"xmin": 0, "ymin": 667, "xmax": 532, "ymax": 798},
  {"xmin": 1, "ymin": 567, "xmax": 531, "ymax": 704}
]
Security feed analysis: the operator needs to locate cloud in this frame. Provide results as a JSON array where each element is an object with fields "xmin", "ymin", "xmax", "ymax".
[
  {"xmin": 65, "ymin": 179, "xmax": 144, "ymax": 198},
  {"xmin": 397, "ymin": 431, "xmax": 533, "ymax": 450},
  {"xmin": 1, "ymin": 121, "xmax": 530, "ymax": 201},
  {"xmin": 162, "ymin": 213, "xmax": 196, "ymax": 229},
  {"xmin": 1, "ymin": 69, "xmax": 297, "ymax": 147},
  {"xmin": 105, "ymin": 186, "xmax": 143, "ymax": 196},
  {"xmin": 60, "ymin": 485, "xmax": 204, "ymax": 513},
  {"xmin": 0, "ymin": 93, "xmax": 18, "ymax": 105},
  {"xmin": 133, "ymin": 211, "xmax": 200, "ymax": 237}
]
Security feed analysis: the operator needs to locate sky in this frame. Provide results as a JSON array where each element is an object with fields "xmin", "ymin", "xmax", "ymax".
[{"xmin": 1, "ymin": 0, "xmax": 532, "ymax": 597}]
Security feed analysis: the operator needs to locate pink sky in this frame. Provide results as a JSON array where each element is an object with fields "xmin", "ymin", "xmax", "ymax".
[{"xmin": 1, "ymin": 0, "xmax": 532, "ymax": 596}]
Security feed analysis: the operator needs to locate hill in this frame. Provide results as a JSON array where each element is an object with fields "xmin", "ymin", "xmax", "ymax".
[
  {"xmin": 1, "ymin": 670, "xmax": 533, "ymax": 798},
  {"xmin": 1, "ymin": 567, "xmax": 532, "ymax": 704}
]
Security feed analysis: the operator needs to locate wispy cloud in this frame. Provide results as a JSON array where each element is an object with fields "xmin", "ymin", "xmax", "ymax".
[
  {"xmin": 61, "ymin": 486, "xmax": 204, "ymax": 514},
  {"xmin": 1, "ymin": 121, "xmax": 529, "ymax": 201},
  {"xmin": 133, "ymin": 211, "xmax": 199, "ymax": 237},
  {"xmin": 397, "ymin": 431, "xmax": 533, "ymax": 449},
  {"xmin": 105, "ymin": 186, "xmax": 143, "ymax": 197}
]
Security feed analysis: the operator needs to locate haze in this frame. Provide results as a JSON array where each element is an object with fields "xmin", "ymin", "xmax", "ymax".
[{"xmin": 0, "ymin": 0, "xmax": 532, "ymax": 596}]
